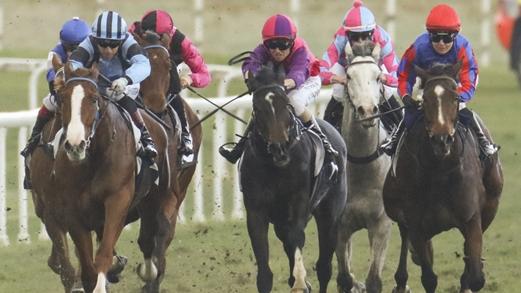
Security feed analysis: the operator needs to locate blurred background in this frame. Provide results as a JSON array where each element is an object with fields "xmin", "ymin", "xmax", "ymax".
[{"xmin": 0, "ymin": 1, "xmax": 520, "ymax": 292}]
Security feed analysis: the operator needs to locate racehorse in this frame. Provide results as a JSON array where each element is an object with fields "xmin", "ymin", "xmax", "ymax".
[
  {"xmin": 336, "ymin": 42, "xmax": 392, "ymax": 293},
  {"xmin": 34, "ymin": 62, "xmax": 167, "ymax": 293},
  {"xmin": 383, "ymin": 63, "xmax": 503, "ymax": 293},
  {"xmin": 131, "ymin": 29, "xmax": 203, "ymax": 292},
  {"xmin": 240, "ymin": 65, "xmax": 347, "ymax": 293}
]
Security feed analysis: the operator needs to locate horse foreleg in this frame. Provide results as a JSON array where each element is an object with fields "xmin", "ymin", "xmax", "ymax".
[
  {"xmin": 409, "ymin": 231, "xmax": 437, "ymax": 293},
  {"xmin": 69, "ymin": 225, "xmax": 95, "ymax": 293},
  {"xmin": 313, "ymin": 210, "xmax": 337, "ymax": 293},
  {"xmin": 335, "ymin": 218, "xmax": 358, "ymax": 293},
  {"xmin": 392, "ymin": 224, "xmax": 411, "ymax": 293},
  {"xmin": 247, "ymin": 209, "xmax": 272, "ymax": 293},
  {"xmin": 366, "ymin": 216, "xmax": 392, "ymax": 293},
  {"xmin": 460, "ymin": 214, "xmax": 485, "ymax": 292}
]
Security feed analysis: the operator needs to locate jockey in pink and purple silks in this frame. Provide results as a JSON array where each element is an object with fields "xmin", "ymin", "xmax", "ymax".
[
  {"xmin": 380, "ymin": 4, "xmax": 498, "ymax": 157},
  {"xmin": 320, "ymin": 0, "xmax": 402, "ymax": 133},
  {"xmin": 129, "ymin": 9, "xmax": 211, "ymax": 166},
  {"xmin": 219, "ymin": 14, "xmax": 340, "ymax": 171}
]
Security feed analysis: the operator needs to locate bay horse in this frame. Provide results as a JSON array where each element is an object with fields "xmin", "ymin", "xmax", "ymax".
[
  {"xmin": 130, "ymin": 29, "xmax": 203, "ymax": 292},
  {"xmin": 336, "ymin": 42, "xmax": 392, "ymax": 293},
  {"xmin": 241, "ymin": 65, "xmax": 347, "ymax": 293},
  {"xmin": 383, "ymin": 63, "xmax": 503, "ymax": 293},
  {"xmin": 35, "ymin": 63, "xmax": 167, "ymax": 293}
]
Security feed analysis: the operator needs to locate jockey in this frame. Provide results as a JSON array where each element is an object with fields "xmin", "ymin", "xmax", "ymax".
[
  {"xmin": 69, "ymin": 11, "xmax": 157, "ymax": 159},
  {"xmin": 380, "ymin": 4, "xmax": 498, "ymax": 157},
  {"xmin": 130, "ymin": 9, "xmax": 211, "ymax": 167},
  {"xmin": 320, "ymin": 0, "xmax": 401, "ymax": 132},
  {"xmin": 219, "ymin": 14, "xmax": 340, "ymax": 168},
  {"xmin": 21, "ymin": 17, "xmax": 90, "ymax": 158},
  {"xmin": 20, "ymin": 17, "xmax": 90, "ymax": 189}
]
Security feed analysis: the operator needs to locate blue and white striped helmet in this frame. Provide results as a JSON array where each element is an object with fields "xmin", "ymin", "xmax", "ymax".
[{"xmin": 91, "ymin": 11, "xmax": 128, "ymax": 40}]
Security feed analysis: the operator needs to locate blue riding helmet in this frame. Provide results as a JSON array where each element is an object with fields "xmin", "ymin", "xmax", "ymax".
[
  {"xmin": 60, "ymin": 17, "xmax": 90, "ymax": 44},
  {"xmin": 91, "ymin": 11, "xmax": 128, "ymax": 40}
]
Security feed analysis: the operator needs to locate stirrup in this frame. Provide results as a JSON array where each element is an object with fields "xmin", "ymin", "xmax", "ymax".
[{"xmin": 219, "ymin": 142, "xmax": 242, "ymax": 164}]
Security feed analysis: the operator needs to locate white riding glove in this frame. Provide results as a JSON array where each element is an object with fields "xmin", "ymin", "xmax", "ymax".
[{"xmin": 111, "ymin": 77, "xmax": 129, "ymax": 95}]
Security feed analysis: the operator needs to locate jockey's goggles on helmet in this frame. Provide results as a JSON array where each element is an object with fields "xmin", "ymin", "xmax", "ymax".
[
  {"xmin": 429, "ymin": 32, "xmax": 457, "ymax": 44},
  {"xmin": 347, "ymin": 30, "xmax": 374, "ymax": 42},
  {"xmin": 62, "ymin": 42, "xmax": 79, "ymax": 52},
  {"xmin": 264, "ymin": 38, "xmax": 294, "ymax": 50},
  {"xmin": 96, "ymin": 39, "xmax": 122, "ymax": 49}
]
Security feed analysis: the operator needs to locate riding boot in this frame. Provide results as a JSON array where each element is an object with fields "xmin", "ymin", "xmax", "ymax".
[
  {"xmin": 219, "ymin": 121, "xmax": 252, "ymax": 164},
  {"xmin": 130, "ymin": 110, "xmax": 158, "ymax": 159},
  {"xmin": 307, "ymin": 117, "xmax": 340, "ymax": 158},
  {"xmin": 323, "ymin": 97, "xmax": 344, "ymax": 133},
  {"xmin": 20, "ymin": 107, "xmax": 52, "ymax": 157},
  {"xmin": 380, "ymin": 118, "xmax": 405, "ymax": 156},
  {"xmin": 469, "ymin": 111, "xmax": 498, "ymax": 157},
  {"xmin": 379, "ymin": 95, "xmax": 403, "ymax": 134},
  {"xmin": 170, "ymin": 94, "xmax": 194, "ymax": 167}
]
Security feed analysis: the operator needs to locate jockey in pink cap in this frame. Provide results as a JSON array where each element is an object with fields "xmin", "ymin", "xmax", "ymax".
[
  {"xmin": 320, "ymin": 0, "xmax": 402, "ymax": 133},
  {"xmin": 219, "ymin": 14, "xmax": 340, "ymax": 171},
  {"xmin": 129, "ymin": 9, "xmax": 211, "ymax": 167}
]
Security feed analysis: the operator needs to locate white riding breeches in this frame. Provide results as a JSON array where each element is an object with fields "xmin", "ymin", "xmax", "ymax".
[
  {"xmin": 42, "ymin": 93, "xmax": 58, "ymax": 112},
  {"xmin": 287, "ymin": 75, "xmax": 321, "ymax": 116}
]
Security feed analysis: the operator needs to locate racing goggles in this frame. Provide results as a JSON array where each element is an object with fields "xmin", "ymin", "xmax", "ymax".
[
  {"xmin": 264, "ymin": 38, "xmax": 294, "ymax": 50},
  {"xmin": 429, "ymin": 32, "xmax": 457, "ymax": 44},
  {"xmin": 347, "ymin": 31, "xmax": 374, "ymax": 42},
  {"xmin": 62, "ymin": 42, "xmax": 80, "ymax": 52},
  {"xmin": 97, "ymin": 39, "xmax": 122, "ymax": 49}
]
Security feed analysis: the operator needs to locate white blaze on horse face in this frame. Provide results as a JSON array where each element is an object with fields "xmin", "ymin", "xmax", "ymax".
[
  {"xmin": 66, "ymin": 85, "xmax": 86, "ymax": 146},
  {"xmin": 292, "ymin": 248, "xmax": 307, "ymax": 291},
  {"xmin": 346, "ymin": 56, "xmax": 381, "ymax": 115},
  {"xmin": 265, "ymin": 92, "xmax": 276, "ymax": 117},
  {"xmin": 434, "ymin": 85, "xmax": 446, "ymax": 125}
]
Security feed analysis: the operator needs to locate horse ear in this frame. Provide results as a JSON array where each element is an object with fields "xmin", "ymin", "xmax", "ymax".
[
  {"xmin": 90, "ymin": 63, "xmax": 99, "ymax": 81},
  {"xmin": 64, "ymin": 61, "xmax": 74, "ymax": 79},
  {"xmin": 50, "ymin": 53, "xmax": 63, "ymax": 72},
  {"xmin": 453, "ymin": 60, "xmax": 462, "ymax": 78},
  {"xmin": 131, "ymin": 31, "xmax": 144, "ymax": 45},
  {"xmin": 371, "ymin": 44, "xmax": 381, "ymax": 61},
  {"xmin": 414, "ymin": 65, "xmax": 430, "ymax": 85},
  {"xmin": 159, "ymin": 33, "xmax": 171, "ymax": 48}
]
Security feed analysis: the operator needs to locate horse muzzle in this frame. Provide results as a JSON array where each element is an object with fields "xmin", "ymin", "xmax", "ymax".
[
  {"xmin": 430, "ymin": 134, "xmax": 454, "ymax": 158},
  {"xmin": 64, "ymin": 139, "xmax": 87, "ymax": 161},
  {"xmin": 268, "ymin": 142, "xmax": 290, "ymax": 167}
]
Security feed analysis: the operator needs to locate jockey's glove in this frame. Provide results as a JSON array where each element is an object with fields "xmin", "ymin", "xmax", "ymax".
[
  {"xmin": 402, "ymin": 94, "xmax": 421, "ymax": 109},
  {"xmin": 111, "ymin": 77, "xmax": 130, "ymax": 94}
]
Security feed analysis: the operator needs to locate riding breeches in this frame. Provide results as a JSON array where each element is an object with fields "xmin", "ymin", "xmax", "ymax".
[
  {"xmin": 288, "ymin": 75, "xmax": 321, "ymax": 116},
  {"xmin": 42, "ymin": 93, "xmax": 59, "ymax": 112}
]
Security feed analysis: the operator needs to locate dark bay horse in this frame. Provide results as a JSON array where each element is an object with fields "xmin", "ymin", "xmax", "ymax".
[
  {"xmin": 241, "ymin": 66, "xmax": 347, "ymax": 293},
  {"xmin": 130, "ymin": 29, "xmax": 203, "ymax": 292},
  {"xmin": 33, "ymin": 63, "xmax": 167, "ymax": 293},
  {"xmin": 383, "ymin": 63, "xmax": 503, "ymax": 293}
]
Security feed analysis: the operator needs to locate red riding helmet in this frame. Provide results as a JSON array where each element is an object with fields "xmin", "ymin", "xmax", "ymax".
[
  {"xmin": 262, "ymin": 14, "xmax": 297, "ymax": 41},
  {"xmin": 426, "ymin": 4, "xmax": 461, "ymax": 32}
]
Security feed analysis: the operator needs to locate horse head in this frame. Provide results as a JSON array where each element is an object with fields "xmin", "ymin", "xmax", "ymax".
[
  {"xmin": 248, "ymin": 64, "xmax": 293, "ymax": 167},
  {"xmin": 56, "ymin": 62, "xmax": 100, "ymax": 161},
  {"xmin": 133, "ymin": 30, "xmax": 171, "ymax": 114},
  {"xmin": 414, "ymin": 62, "xmax": 461, "ymax": 158},
  {"xmin": 344, "ymin": 41, "xmax": 383, "ymax": 128}
]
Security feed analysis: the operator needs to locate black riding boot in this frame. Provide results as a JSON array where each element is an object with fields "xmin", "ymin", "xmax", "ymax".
[
  {"xmin": 379, "ymin": 95, "xmax": 403, "ymax": 134},
  {"xmin": 219, "ymin": 121, "xmax": 252, "ymax": 164},
  {"xmin": 380, "ymin": 118, "xmax": 405, "ymax": 156},
  {"xmin": 323, "ymin": 97, "xmax": 344, "ymax": 133},
  {"xmin": 20, "ymin": 111, "xmax": 52, "ymax": 157},
  {"xmin": 307, "ymin": 117, "xmax": 340, "ymax": 158},
  {"xmin": 468, "ymin": 110, "xmax": 498, "ymax": 156},
  {"xmin": 170, "ymin": 95, "xmax": 194, "ymax": 166},
  {"xmin": 120, "ymin": 96, "xmax": 158, "ymax": 158}
]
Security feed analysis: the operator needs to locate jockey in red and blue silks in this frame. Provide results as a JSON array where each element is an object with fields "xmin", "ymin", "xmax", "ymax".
[
  {"xmin": 21, "ymin": 17, "xmax": 91, "ymax": 189},
  {"xmin": 219, "ymin": 14, "xmax": 340, "ymax": 174},
  {"xmin": 320, "ymin": 0, "xmax": 402, "ymax": 133},
  {"xmin": 130, "ymin": 9, "xmax": 211, "ymax": 167},
  {"xmin": 380, "ymin": 4, "xmax": 498, "ymax": 157}
]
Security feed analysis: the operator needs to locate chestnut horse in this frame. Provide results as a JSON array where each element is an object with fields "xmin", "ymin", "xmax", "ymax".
[
  {"xmin": 32, "ymin": 63, "xmax": 167, "ymax": 293},
  {"xmin": 131, "ymin": 29, "xmax": 203, "ymax": 292},
  {"xmin": 383, "ymin": 63, "xmax": 503, "ymax": 293}
]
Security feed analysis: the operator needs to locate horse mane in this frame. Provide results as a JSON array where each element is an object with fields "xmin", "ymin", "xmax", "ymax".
[
  {"xmin": 252, "ymin": 64, "xmax": 285, "ymax": 88},
  {"xmin": 351, "ymin": 41, "xmax": 376, "ymax": 57}
]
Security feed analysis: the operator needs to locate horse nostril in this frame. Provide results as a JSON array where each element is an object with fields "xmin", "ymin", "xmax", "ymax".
[
  {"xmin": 373, "ymin": 106, "xmax": 379, "ymax": 115},
  {"xmin": 357, "ymin": 106, "xmax": 364, "ymax": 116},
  {"xmin": 79, "ymin": 140, "xmax": 86, "ymax": 149},
  {"xmin": 64, "ymin": 141, "xmax": 71, "ymax": 151},
  {"xmin": 447, "ymin": 135, "xmax": 454, "ymax": 144}
]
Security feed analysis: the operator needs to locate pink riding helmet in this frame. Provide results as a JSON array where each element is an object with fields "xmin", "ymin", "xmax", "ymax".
[
  {"xmin": 343, "ymin": 0, "xmax": 376, "ymax": 32},
  {"xmin": 141, "ymin": 9, "xmax": 175, "ymax": 35},
  {"xmin": 262, "ymin": 14, "xmax": 297, "ymax": 41}
]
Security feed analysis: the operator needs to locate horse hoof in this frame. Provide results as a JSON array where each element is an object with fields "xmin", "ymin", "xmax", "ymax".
[{"xmin": 107, "ymin": 255, "xmax": 128, "ymax": 283}]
